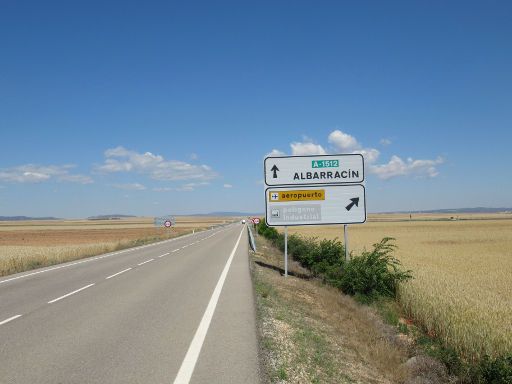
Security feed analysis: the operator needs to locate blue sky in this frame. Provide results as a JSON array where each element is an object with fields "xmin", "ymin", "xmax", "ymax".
[{"xmin": 1, "ymin": 1, "xmax": 511, "ymax": 218}]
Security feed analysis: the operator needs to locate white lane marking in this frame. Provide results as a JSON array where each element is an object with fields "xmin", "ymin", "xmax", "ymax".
[
  {"xmin": 48, "ymin": 283, "xmax": 95, "ymax": 304},
  {"xmin": 106, "ymin": 268, "xmax": 132, "ymax": 280},
  {"xmin": 138, "ymin": 258, "xmax": 155, "ymax": 266},
  {"xmin": 172, "ymin": 227, "xmax": 244, "ymax": 384},
  {"xmin": 158, "ymin": 252, "xmax": 170, "ymax": 258},
  {"xmin": 171, "ymin": 249, "xmax": 179, "ymax": 253},
  {"xmin": 0, "ymin": 314, "xmax": 22, "ymax": 326},
  {"xmin": 0, "ymin": 227, "xmax": 221, "ymax": 285}
]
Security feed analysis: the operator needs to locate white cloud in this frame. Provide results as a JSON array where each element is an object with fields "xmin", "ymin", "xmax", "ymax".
[
  {"xmin": 357, "ymin": 148, "xmax": 380, "ymax": 164},
  {"xmin": 266, "ymin": 149, "xmax": 286, "ymax": 157},
  {"xmin": 190, "ymin": 153, "xmax": 198, "ymax": 160},
  {"xmin": 370, "ymin": 156, "xmax": 444, "ymax": 180},
  {"xmin": 96, "ymin": 146, "xmax": 218, "ymax": 182},
  {"xmin": 223, "ymin": 183, "xmax": 233, "ymax": 188},
  {"xmin": 328, "ymin": 130, "xmax": 361, "ymax": 151},
  {"xmin": 267, "ymin": 130, "xmax": 444, "ymax": 180},
  {"xmin": 153, "ymin": 182, "xmax": 210, "ymax": 192},
  {"xmin": 290, "ymin": 142, "xmax": 326, "ymax": 156},
  {"xmin": 0, "ymin": 164, "xmax": 93, "ymax": 184},
  {"xmin": 111, "ymin": 183, "xmax": 146, "ymax": 190}
]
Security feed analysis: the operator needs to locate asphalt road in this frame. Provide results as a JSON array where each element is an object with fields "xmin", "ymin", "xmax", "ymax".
[{"xmin": 0, "ymin": 223, "xmax": 260, "ymax": 384}]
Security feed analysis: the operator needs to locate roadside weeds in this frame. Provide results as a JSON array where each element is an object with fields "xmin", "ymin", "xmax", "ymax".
[{"xmin": 252, "ymin": 233, "xmax": 455, "ymax": 384}]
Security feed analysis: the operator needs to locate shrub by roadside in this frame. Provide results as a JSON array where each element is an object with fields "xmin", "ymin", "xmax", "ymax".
[{"xmin": 257, "ymin": 221, "xmax": 411, "ymax": 301}]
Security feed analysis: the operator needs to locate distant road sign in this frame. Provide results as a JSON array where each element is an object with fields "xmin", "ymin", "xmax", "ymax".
[
  {"xmin": 164, "ymin": 220, "xmax": 172, "ymax": 228},
  {"xmin": 264, "ymin": 154, "xmax": 364, "ymax": 186},
  {"xmin": 265, "ymin": 184, "xmax": 366, "ymax": 226},
  {"xmin": 252, "ymin": 218, "xmax": 260, "ymax": 224},
  {"xmin": 154, "ymin": 216, "xmax": 176, "ymax": 227}
]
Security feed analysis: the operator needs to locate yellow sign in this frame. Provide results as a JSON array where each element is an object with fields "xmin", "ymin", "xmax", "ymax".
[{"xmin": 269, "ymin": 189, "xmax": 325, "ymax": 202}]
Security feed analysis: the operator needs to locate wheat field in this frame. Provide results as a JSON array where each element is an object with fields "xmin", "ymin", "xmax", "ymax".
[
  {"xmin": 286, "ymin": 214, "xmax": 512, "ymax": 360},
  {"xmin": 0, "ymin": 216, "xmax": 234, "ymax": 277}
]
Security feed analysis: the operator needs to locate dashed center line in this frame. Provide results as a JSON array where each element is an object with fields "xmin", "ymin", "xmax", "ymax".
[
  {"xmin": 48, "ymin": 283, "xmax": 95, "ymax": 304},
  {"xmin": 138, "ymin": 258, "xmax": 155, "ymax": 265},
  {"xmin": 0, "ymin": 314, "xmax": 22, "ymax": 326},
  {"xmin": 105, "ymin": 268, "xmax": 132, "ymax": 280},
  {"xmin": 171, "ymin": 249, "xmax": 179, "ymax": 253}
]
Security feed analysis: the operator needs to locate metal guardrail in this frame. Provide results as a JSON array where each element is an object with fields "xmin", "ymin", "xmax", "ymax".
[{"xmin": 247, "ymin": 224, "xmax": 257, "ymax": 252}]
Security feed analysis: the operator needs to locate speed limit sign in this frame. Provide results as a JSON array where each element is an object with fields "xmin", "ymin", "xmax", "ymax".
[
  {"xmin": 164, "ymin": 220, "xmax": 172, "ymax": 228},
  {"xmin": 252, "ymin": 218, "xmax": 260, "ymax": 224}
]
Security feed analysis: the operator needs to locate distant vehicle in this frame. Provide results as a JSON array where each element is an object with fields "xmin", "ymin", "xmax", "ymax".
[{"xmin": 242, "ymin": 219, "xmax": 246, "ymax": 224}]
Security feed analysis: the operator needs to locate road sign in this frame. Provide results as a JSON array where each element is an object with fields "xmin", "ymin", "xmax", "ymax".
[
  {"xmin": 252, "ymin": 218, "xmax": 260, "ymax": 224},
  {"xmin": 154, "ymin": 216, "xmax": 176, "ymax": 227},
  {"xmin": 164, "ymin": 220, "xmax": 172, "ymax": 228},
  {"xmin": 265, "ymin": 184, "xmax": 366, "ymax": 226},
  {"xmin": 264, "ymin": 154, "xmax": 364, "ymax": 186}
]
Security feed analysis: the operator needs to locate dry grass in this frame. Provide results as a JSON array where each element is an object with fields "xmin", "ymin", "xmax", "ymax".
[
  {"xmin": 0, "ymin": 216, "xmax": 234, "ymax": 277},
  {"xmin": 285, "ymin": 214, "xmax": 512, "ymax": 361},
  {"xmin": 254, "ymin": 235, "xmax": 412, "ymax": 384}
]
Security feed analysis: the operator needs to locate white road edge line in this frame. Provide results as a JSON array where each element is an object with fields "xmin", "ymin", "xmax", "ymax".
[
  {"xmin": 0, "ymin": 314, "xmax": 22, "ymax": 326},
  {"xmin": 172, "ymin": 226, "xmax": 245, "ymax": 384},
  {"xmin": 48, "ymin": 283, "xmax": 95, "ymax": 304},
  {"xmin": 138, "ymin": 258, "xmax": 155, "ymax": 265},
  {"xmin": 106, "ymin": 268, "xmax": 132, "ymax": 280}
]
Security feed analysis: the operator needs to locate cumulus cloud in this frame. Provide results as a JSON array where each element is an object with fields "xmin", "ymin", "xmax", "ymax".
[
  {"xmin": 96, "ymin": 146, "xmax": 218, "ymax": 182},
  {"xmin": 358, "ymin": 148, "xmax": 380, "ymax": 164},
  {"xmin": 0, "ymin": 164, "xmax": 93, "ymax": 184},
  {"xmin": 266, "ymin": 129, "xmax": 444, "ymax": 180},
  {"xmin": 266, "ymin": 149, "xmax": 286, "ymax": 157},
  {"xmin": 328, "ymin": 130, "xmax": 361, "ymax": 151},
  {"xmin": 111, "ymin": 183, "xmax": 146, "ymax": 190},
  {"xmin": 290, "ymin": 142, "xmax": 326, "ymax": 156},
  {"xmin": 370, "ymin": 156, "xmax": 444, "ymax": 180},
  {"xmin": 223, "ymin": 183, "xmax": 233, "ymax": 188}
]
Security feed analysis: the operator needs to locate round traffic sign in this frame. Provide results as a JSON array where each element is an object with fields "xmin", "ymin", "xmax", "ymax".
[
  {"xmin": 164, "ymin": 220, "xmax": 172, "ymax": 228},
  {"xmin": 253, "ymin": 218, "xmax": 260, "ymax": 224}
]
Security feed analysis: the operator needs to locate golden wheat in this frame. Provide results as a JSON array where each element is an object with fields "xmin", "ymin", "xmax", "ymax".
[{"xmin": 287, "ymin": 216, "xmax": 512, "ymax": 360}]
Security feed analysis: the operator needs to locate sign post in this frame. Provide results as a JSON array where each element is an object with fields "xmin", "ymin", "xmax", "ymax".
[
  {"xmin": 264, "ymin": 154, "xmax": 366, "ymax": 274},
  {"xmin": 284, "ymin": 226, "xmax": 288, "ymax": 277},
  {"xmin": 344, "ymin": 224, "xmax": 349, "ymax": 261}
]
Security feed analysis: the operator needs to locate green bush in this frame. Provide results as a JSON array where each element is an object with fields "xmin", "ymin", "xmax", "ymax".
[
  {"xmin": 257, "ymin": 222, "xmax": 411, "ymax": 300},
  {"xmin": 478, "ymin": 355, "xmax": 512, "ymax": 384},
  {"xmin": 339, "ymin": 237, "xmax": 412, "ymax": 299}
]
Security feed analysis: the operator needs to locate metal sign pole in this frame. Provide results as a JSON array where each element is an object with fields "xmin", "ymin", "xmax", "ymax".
[
  {"xmin": 284, "ymin": 226, "xmax": 288, "ymax": 277},
  {"xmin": 344, "ymin": 224, "xmax": 349, "ymax": 262}
]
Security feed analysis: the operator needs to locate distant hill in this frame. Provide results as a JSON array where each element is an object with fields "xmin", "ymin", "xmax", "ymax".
[
  {"xmin": 0, "ymin": 216, "xmax": 60, "ymax": 221},
  {"xmin": 384, "ymin": 207, "xmax": 512, "ymax": 214},
  {"xmin": 87, "ymin": 214, "xmax": 137, "ymax": 220}
]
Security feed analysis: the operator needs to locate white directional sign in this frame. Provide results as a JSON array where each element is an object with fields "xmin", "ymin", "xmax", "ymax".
[
  {"xmin": 265, "ymin": 184, "xmax": 366, "ymax": 226},
  {"xmin": 264, "ymin": 154, "xmax": 364, "ymax": 186}
]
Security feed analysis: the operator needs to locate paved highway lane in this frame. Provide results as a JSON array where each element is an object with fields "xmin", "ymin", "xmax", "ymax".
[{"xmin": 0, "ymin": 224, "xmax": 260, "ymax": 384}]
